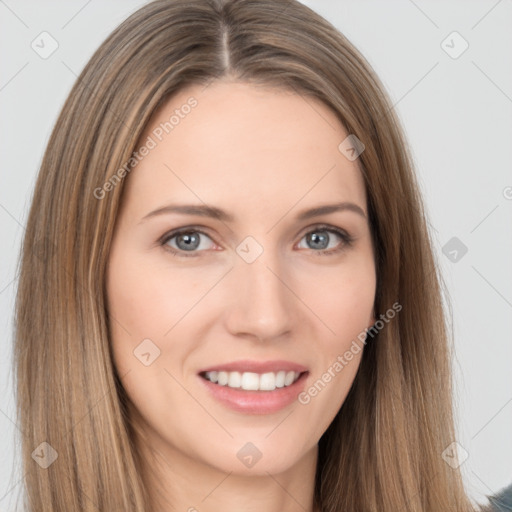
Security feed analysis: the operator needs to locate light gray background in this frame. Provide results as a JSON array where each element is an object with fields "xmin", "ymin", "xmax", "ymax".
[{"xmin": 1, "ymin": 1, "xmax": 511, "ymax": 510}]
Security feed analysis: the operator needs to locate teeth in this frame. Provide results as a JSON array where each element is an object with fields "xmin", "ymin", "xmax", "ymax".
[
  {"xmin": 204, "ymin": 370, "xmax": 301, "ymax": 391},
  {"xmin": 241, "ymin": 372, "xmax": 259, "ymax": 390},
  {"xmin": 228, "ymin": 371, "xmax": 241, "ymax": 388},
  {"xmin": 275, "ymin": 371, "xmax": 286, "ymax": 388}
]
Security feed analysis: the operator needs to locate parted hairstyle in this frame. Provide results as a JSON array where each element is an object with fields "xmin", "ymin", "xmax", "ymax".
[{"xmin": 13, "ymin": 0, "xmax": 492, "ymax": 510}]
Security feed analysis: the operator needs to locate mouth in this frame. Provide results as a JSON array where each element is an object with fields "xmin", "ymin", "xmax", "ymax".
[
  {"xmin": 197, "ymin": 365, "xmax": 310, "ymax": 415},
  {"xmin": 199, "ymin": 369, "xmax": 306, "ymax": 391}
]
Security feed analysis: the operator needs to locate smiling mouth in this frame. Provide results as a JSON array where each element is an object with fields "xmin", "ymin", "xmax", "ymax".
[{"xmin": 199, "ymin": 370, "xmax": 307, "ymax": 392}]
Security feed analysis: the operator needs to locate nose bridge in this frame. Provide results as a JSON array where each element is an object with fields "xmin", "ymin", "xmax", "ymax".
[{"xmin": 225, "ymin": 241, "xmax": 294, "ymax": 340}]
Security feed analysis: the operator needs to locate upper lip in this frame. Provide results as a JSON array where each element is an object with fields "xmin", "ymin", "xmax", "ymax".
[{"xmin": 198, "ymin": 359, "xmax": 309, "ymax": 374}]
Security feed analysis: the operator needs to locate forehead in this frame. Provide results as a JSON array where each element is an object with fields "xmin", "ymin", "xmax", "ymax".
[{"xmin": 122, "ymin": 81, "xmax": 367, "ymax": 222}]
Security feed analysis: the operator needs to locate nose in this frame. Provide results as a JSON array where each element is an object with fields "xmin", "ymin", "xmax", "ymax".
[{"xmin": 224, "ymin": 252, "xmax": 295, "ymax": 343}]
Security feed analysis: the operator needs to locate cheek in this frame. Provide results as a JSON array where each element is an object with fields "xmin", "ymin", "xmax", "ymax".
[
  {"xmin": 302, "ymin": 255, "xmax": 376, "ymax": 337},
  {"xmin": 105, "ymin": 251, "xmax": 193, "ymax": 429},
  {"xmin": 106, "ymin": 252, "xmax": 191, "ymax": 340},
  {"xmin": 105, "ymin": 247, "xmax": 172, "ymax": 379},
  {"xmin": 296, "ymin": 256, "xmax": 375, "ymax": 413},
  {"xmin": 105, "ymin": 247, "xmax": 214, "ymax": 384}
]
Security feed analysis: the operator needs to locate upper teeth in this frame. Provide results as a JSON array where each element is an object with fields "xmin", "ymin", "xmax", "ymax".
[{"xmin": 204, "ymin": 370, "xmax": 301, "ymax": 391}]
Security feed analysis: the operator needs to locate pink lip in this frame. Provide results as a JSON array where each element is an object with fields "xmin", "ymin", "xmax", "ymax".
[
  {"xmin": 198, "ymin": 371, "xmax": 309, "ymax": 415},
  {"xmin": 198, "ymin": 359, "xmax": 309, "ymax": 374}
]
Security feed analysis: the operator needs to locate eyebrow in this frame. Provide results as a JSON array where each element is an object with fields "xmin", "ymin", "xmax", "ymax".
[{"xmin": 139, "ymin": 201, "xmax": 366, "ymax": 224}]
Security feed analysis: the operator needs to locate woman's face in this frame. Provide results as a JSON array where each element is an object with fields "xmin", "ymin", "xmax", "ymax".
[{"xmin": 106, "ymin": 80, "xmax": 376, "ymax": 476}]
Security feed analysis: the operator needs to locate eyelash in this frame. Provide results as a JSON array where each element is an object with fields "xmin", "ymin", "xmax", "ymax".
[{"xmin": 159, "ymin": 224, "xmax": 354, "ymax": 259}]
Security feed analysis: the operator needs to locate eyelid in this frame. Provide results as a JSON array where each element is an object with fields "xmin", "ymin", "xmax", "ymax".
[
  {"xmin": 158, "ymin": 225, "xmax": 217, "ymax": 252},
  {"xmin": 159, "ymin": 223, "xmax": 354, "ymax": 257},
  {"xmin": 296, "ymin": 223, "xmax": 355, "ymax": 254}
]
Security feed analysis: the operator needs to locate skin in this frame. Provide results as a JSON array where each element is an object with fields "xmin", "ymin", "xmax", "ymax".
[{"xmin": 106, "ymin": 80, "xmax": 376, "ymax": 512}]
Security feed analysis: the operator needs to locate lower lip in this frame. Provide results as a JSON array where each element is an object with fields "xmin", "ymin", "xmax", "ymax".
[{"xmin": 198, "ymin": 372, "xmax": 309, "ymax": 414}]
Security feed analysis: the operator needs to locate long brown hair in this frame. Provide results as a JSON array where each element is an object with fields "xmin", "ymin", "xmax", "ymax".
[{"xmin": 14, "ymin": 0, "xmax": 489, "ymax": 510}]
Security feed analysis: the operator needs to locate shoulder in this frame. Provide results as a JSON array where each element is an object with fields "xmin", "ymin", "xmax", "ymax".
[{"xmin": 488, "ymin": 482, "xmax": 512, "ymax": 511}]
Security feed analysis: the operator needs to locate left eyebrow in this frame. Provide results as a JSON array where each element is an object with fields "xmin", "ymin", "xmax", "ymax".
[
  {"xmin": 295, "ymin": 202, "xmax": 367, "ymax": 220},
  {"xmin": 138, "ymin": 201, "xmax": 367, "ymax": 224}
]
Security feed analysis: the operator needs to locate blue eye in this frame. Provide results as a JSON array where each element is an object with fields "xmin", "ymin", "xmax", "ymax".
[
  {"xmin": 161, "ymin": 228, "xmax": 215, "ymax": 255},
  {"xmin": 297, "ymin": 225, "xmax": 354, "ymax": 255},
  {"xmin": 160, "ymin": 224, "xmax": 354, "ymax": 258}
]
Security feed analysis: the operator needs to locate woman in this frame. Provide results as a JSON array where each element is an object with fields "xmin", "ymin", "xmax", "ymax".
[{"xmin": 13, "ymin": 0, "xmax": 503, "ymax": 510}]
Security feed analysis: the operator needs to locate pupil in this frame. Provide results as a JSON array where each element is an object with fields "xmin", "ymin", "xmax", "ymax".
[
  {"xmin": 174, "ymin": 231, "xmax": 330, "ymax": 252},
  {"xmin": 309, "ymin": 232, "xmax": 328, "ymax": 250},
  {"xmin": 178, "ymin": 233, "xmax": 199, "ymax": 251}
]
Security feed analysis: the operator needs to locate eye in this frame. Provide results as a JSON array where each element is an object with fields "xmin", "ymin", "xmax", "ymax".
[
  {"xmin": 297, "ymin": 224, "xmax": 354, "ymax": 256},
  {"xmin": 160, "ymin": 227, "xmax": 215, "ymax": 257},
  {"xmin": 159, "ymin": 224, "xmax": 354, "ymax": 258}
]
